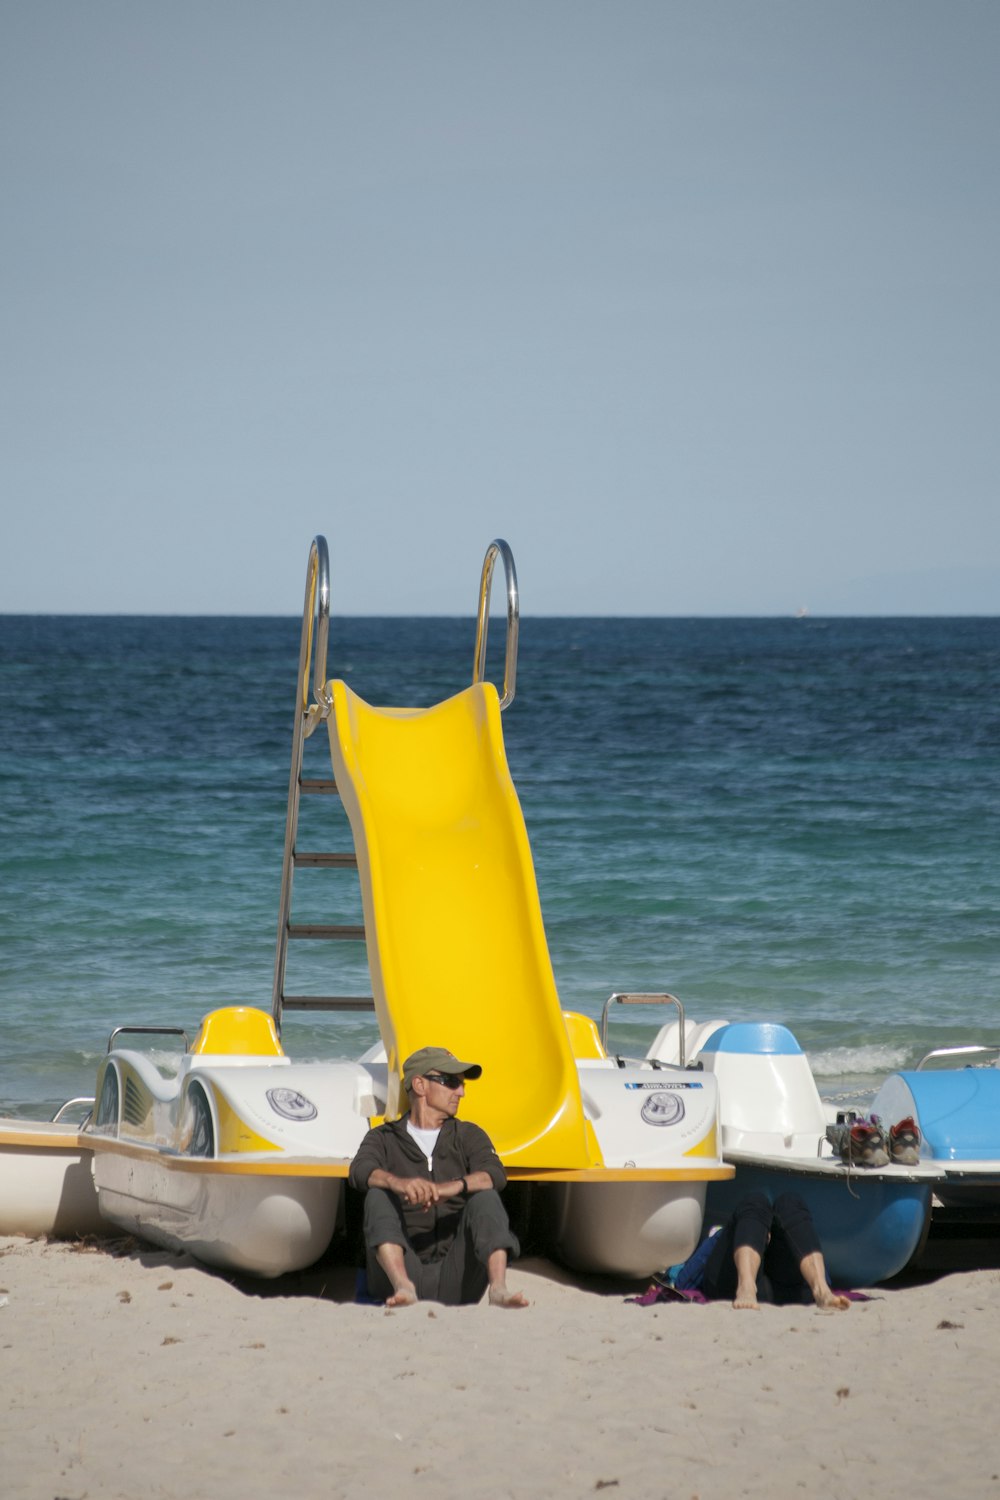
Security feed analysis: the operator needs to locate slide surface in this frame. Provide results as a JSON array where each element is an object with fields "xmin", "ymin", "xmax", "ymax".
[{"xmin": 327, "ymin": 680, "xmax": 599, "ymax": 1168}]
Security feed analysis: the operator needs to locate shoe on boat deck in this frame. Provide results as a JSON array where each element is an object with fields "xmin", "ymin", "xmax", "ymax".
[
  {"xmin": 888, "ymin": 1115, "xmax": 921, "ymax": 1165},
  {"xmin": 826, "ymin": 1116, "xmax": 889, "ymax": 1168}
]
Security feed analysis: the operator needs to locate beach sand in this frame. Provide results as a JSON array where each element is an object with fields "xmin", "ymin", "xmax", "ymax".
[{"xmin": 2, "ymin": 1230, "xmax": 999, "ymax": 1500}]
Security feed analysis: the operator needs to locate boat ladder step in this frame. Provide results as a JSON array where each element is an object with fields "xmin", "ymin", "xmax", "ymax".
[
  {"xmin": 280, "ymin": 995, "xmax": 376, "ymax": 1013},
  {"xmin": 286, "ymin": 922, "xmax": 366, "ymax": 941},
  {"xmin": 293, "ymin": 851, "xmax": 358, "ymax": 868},
  {"xmin": 271, "ymin": 539, "xmax": 376, "ymax": 1033}
]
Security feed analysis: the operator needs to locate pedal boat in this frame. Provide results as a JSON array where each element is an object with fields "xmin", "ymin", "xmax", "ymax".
[
  {"xmin": 80, "ymin": 535, "xmax": 734, "ymax": 1280},
  {"xmin": 84, "ymin": 998, "xmax": 730, "ymax": 1281},
  {"xmin": 87, "ymin": 1007, "xmax": 369, "ymax": 1277},
  {"xmin": 870, "ymin": 1043, "xmax": 1000, "ymax": 1215},
  {"xmin": 0, "ymin": 1111, "xmax": 105, "ymax": 1239},
  {"xmin": 642, "ymin": 1015, "xmax": 947, "ymax": 1286}
]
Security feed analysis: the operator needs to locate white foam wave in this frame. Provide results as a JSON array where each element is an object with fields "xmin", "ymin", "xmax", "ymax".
[{"xmin": 806, "ymin": 1044, "xmax": 912, "ymax": 1079}]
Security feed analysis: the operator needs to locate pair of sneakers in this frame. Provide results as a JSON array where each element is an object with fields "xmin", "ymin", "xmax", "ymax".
[{"xmin": 826, "ymin": 1113, "xmax": 920, "ymax": 1167}]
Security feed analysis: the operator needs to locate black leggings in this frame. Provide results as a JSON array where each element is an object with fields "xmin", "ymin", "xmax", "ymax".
[{"xmin": 702, "ymin": 1191, "xmax": 824, "ymax": 1305}]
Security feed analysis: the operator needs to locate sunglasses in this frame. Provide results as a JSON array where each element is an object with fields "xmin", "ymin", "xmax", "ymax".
[{"xmin": 423, "ymin": 1072, "xmax": 467, "ymax": 1090}]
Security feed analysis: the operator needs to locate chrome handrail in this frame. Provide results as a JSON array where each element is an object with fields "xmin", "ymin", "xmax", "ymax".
[
  {"xmin": 273, "ymin": 535, "xmax": 517, "ymax": 1033},
  {"xmin": 51, "ymin": 1096, "xmax": 96, "ymax": 1124},
  {"xmin": 916, "ymin": 1043, "xmax": 1000, "ymax": 1070},
  {"xmin": 273, "ymin": 535, "xmax": 333, "ymax": 1025},
  {"xmin": 472, "ymin": 539, "xmax": 519, "ymax": 710},
  {"xmin": 600, "ymin": 992, "xmax": 687, "ymax": 1068},
  {"xmin": 107, "ymin": 1025, "xmax": 191, "ymax": 1053},
  {"xmin": 300, "ymin": 535, "xmax": 332, "ymax": 737}
]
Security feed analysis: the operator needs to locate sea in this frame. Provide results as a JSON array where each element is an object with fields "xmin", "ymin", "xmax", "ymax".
[{"xmin": 1, "ymin": 613, "xmax": 998, "ymax": 1120}]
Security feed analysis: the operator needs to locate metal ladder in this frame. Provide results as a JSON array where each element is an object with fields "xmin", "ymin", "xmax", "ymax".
[{"xmin": 271, "ymin": 534, "xmax": 520, "ymax": 1039}]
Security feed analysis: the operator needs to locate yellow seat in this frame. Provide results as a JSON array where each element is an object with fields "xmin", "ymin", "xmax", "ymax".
[
  {"xmin": 563, "ymin": 1011, "xmax": 607, "ymax": 1060},
  {"xmin": 191, "ymin": 1006, "xmax": 285, "ymax": 1057}
]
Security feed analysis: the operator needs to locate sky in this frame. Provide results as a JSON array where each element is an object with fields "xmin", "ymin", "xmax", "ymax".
[{"xmin": 2, "ymin": 1, "xmax": 998, "ymax": 616}]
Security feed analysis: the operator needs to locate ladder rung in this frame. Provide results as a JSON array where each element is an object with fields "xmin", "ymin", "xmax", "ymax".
[
  {"xmin": 287, "ymin": 923, "xmax": 366, "ymax": 941},
  {"xmin": 293, "ymin": 851, "xmax": 358, "ymax": 868},
  {"xmin": 280, "ymin": 995, "xmax": 376, "ymax": 1012},
  {"xmin": 300, "ymin": 778, "xmax": 340, "ymax": 795}
]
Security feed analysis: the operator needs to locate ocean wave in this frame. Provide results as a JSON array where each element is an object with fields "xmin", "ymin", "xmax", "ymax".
[{"xmin": 806, "ymin": 1044, "xmax": 912, "ymax": 1078}]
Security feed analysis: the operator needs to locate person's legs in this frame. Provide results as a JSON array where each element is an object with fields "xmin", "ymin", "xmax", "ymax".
[
  {"xmin": 435, "ymin": 1191, "xmax": 527, "ymax": 1307},
  {"xmin": 362, "ymin": 1187, "xmax": 426, "ymax": 1306},
  {"xmin": 732, "ymin": 1244, "xmax": 765, "ymax": 1310},
  {"xmin": 766, "ymin": 1192, "xmax": 849, "ymax": 1310},
  {"xmin": 485, "ymin": 1247, "xmax": 529, "ymax": 1308},
  {"xmin": 373, "ymin": 1243, "xmax": 419, "ymax": 1306},
  {"xmin": 702, "ymin": 1193, "xmax": 774, "ymax": 1308}
]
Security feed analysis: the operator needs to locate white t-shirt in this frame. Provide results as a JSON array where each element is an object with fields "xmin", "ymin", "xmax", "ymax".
[{"xmin": 406, "ymin": 1119, "xmax": 441, "ymax": 1170}]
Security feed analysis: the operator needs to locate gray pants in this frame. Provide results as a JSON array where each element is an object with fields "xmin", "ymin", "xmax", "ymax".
[{"xmin": 363, "ymin": 1187, "xmax": 520, "ymax": 1305}]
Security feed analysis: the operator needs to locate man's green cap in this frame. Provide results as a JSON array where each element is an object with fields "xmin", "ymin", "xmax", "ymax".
[{"xmin": 402, "ymin": 1046, "xmax": 483, "ymax": 1092}]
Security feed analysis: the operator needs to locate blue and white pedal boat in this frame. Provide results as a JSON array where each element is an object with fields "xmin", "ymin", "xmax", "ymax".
[
  {"xmin": 642, "ymin": 1017, "xmax": 945, "ymax": 1287},
  {"xmin": 871, "ymin": 1045, "xmax": 1000, "ymax": 1212}
]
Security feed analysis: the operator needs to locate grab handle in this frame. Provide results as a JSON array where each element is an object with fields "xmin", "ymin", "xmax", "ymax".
[
  {"xmin": 472, "ymin": 539, "xmax": 519, "ymax": 710},
  {"xmin": 300, "ymin": 535, "xmax": 332, "ymax": 736},
  {"xmin": 916, "ymin": 1043, "xmax": 1000, "ymax": 1070},
  {"xmin": 600, "ymin": 992, "xmax": 687, "ymax": 1068},
  {"xmin": 107, "ymin": 1025, "xmax": 191, "ymax": 1053}
]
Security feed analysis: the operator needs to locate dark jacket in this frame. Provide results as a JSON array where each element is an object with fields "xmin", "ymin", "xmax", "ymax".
[{"xmin": 349, "ymin": 1114, "xmax": 507, "ymax": 1263}]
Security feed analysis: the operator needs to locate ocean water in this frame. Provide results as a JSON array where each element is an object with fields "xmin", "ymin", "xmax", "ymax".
[{"xmin": 1, "ymin": 614, "xmax": 998, "ymax": 1119}]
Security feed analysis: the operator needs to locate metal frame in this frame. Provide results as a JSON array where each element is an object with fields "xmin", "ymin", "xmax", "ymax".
[
  {"xmin": 273, "ymin": 537, "xmax": 334, "ymax": 1024},
  {"xmin": 272, "ymin": 535, "xmax": 522, "ymax": 1036},
  {"xmin": 472, "ymin": 538, "xmax": 519, "ymax": 710},
  {"xmin": 51, "ymin": 1096, "xmax": 96, "ymax": 1123},
  {"xmin": 600, "ymin": 992, "xmax": 687, "ymax": 1068},
  {"xmin": 916, "ymin": 1043, "xmax": 1000, "ymax": 1070},
  {"xmin": 108, "ymin": 1024, "xmax": 191, "ymax": 1053}
]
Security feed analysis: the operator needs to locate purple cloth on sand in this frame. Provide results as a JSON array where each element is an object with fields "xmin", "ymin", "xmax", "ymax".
[{"xmin": 627, "ymin": 1283, "xmax": 872, "ymax": 1307}]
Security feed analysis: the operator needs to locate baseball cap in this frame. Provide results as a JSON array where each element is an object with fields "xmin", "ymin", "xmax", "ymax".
[{"xmin": 402, "ymin": 1046, "xmax": 483, "ymax": 1092}]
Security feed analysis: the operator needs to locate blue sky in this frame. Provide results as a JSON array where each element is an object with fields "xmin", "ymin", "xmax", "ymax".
[{"xmin": 3, "ymin": 2, "xmax": 998, "ymax": 615}]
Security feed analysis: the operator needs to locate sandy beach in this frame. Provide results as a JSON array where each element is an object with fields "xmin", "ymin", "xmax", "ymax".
[{"xmin": 3, "ymin": 1230, "xmax": 999, "ymax": 1500}]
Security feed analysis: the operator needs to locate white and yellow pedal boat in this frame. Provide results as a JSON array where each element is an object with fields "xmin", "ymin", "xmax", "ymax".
[
  {"xmin": 78, "ymin": 536, "xmax": 732, "ymax": 1279},
  {"xmin": 87, "ymin": 1006, "xmax": 365, "ymax": 1276},
  {"xmin": 0, "ymin": 1112, "xmax": 105, "ymax": 1239},
  {"xmin": 85, "ymin": 999, "xmax": 728, "ymax": 1280}
]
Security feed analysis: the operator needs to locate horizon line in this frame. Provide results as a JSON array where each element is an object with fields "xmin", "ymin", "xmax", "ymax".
[{"xmin": 2, "ymin": 610, "xmax": 998, "ymax": 622}]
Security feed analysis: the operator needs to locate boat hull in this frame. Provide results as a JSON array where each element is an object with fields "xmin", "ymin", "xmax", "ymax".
[
  {"xmin": 0, "ymin": 1120, "xmax": 106, "ymax": 1239},
  {"xmin": 92, "ymin": 1146, "xmax": 342, "ymax": 1278},
  {"xmin": 549, "ymin": 1179, "xmax": 707, "ymax": 1278}
]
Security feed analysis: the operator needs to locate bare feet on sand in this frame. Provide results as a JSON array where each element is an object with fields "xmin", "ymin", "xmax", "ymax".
[
  {"xmin": 733, "ymin": 1281, "xmax": 760, "ymax": 1311},
  {"xmin": 814, "ymin": 1288, "xmax": 851, "ymax": 1311},
  {"xmin": 488, "ymin": 1286, "xmax": 529, "ymax": 1308},
  {"xmin": 385, "ymin": 1283, "xmax": 418, "ymax": 1307}
]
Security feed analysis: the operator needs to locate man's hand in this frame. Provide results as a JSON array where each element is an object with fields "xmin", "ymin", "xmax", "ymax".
[
  {"xmin": 365, "ymin": 1169, "xmax": 469, "ymax": 1208},
  {"xmin": 393, "ymin": 1174, "xmax": 439, "ymax": 1208}
]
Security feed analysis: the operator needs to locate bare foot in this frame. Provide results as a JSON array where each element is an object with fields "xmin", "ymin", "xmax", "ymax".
[
  {"xmin": 488, "ymin": 1285, "xmax": 529, "ymax": 1308},
  {"xmin": 814, "ymin": 1289, "xmax": 850, "ymax": 1311},
  {"xmin": 385, "ymin": 1282, "xmax": 418, "ymax": 1307},
  {"xmin": 733, "ymin": 1282, "xmax": 760, "ymax": 1311}
]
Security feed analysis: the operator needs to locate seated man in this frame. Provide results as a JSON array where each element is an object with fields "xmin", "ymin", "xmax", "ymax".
[{"xmin": 348, "ymin": 1045, "xmax": 528, "ymax": 1308}]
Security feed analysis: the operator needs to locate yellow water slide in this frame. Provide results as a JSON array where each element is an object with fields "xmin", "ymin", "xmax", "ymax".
[{"xmin": 326, "ymin": 678, "xmax": 601, "ymax": 1169}]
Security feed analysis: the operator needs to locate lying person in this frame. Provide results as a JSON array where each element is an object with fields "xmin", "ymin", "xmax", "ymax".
[{"xmin": 686, "ymin": 1191, "xmax": 851, "ymax": 1311}]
